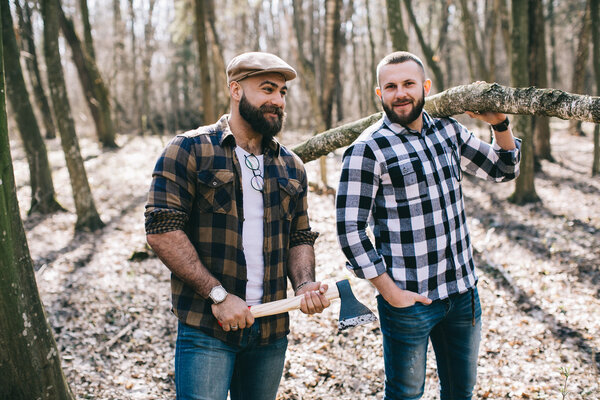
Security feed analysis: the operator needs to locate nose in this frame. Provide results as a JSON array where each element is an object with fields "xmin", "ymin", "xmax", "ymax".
[{"xmin": 270, "ymin": 92, "xmax": 285, "ymax": 109}]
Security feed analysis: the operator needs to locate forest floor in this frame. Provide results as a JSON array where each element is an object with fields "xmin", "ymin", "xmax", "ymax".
[{"xmin": 11, "ymin": 118, "xmax": 600, "ymax": 399}]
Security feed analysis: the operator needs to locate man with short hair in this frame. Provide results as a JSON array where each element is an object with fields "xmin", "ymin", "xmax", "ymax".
[
  {"xmin": 336, "ymin": 51, "xmax": 521, "ymax": 399},
  {"xmin": 145, "ymin": 52, "xmax": 329, "ymax": 400}
]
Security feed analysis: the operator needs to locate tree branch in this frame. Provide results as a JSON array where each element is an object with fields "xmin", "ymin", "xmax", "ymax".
[{"xmin": 292, "ymin": 83, "xmax": 600, "ymax": 163}]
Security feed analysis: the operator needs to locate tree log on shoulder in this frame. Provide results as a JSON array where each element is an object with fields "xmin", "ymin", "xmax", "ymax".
[{"xmin": 292, "ymin": 83, "xmax": 600, "ymax": 163}]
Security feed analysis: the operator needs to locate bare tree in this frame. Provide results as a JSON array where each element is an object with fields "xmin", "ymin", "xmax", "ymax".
[
  {"xmin": 2, "ymin": 0, "xmax": 62, "ymax": 214},
  {"xmin": 530, "ymin": 0, "xmax": 552, "ymax": 163},
  {"xmin": 568, "ymin": 0, "xmax": 591, "ymax": 136},
  {"xmin": 459, "ymin": 0, "xmax": 489, "ymax": 81},
  {"xmin": 59, "ymin": 4, "xmax": 117, "ymax": 148},
  {"xmin": 385, "ymin": 0, "xmax": 408, "ymax": 50},
  {"xmin": 78, "ymin": 0, "xmax": 95, "ymax": 60},
  {"xmin": 41, "ymin": 0, "xmax": 104, "ymax": 231},
  {"xmin": 591, "ymin": 0, "xmax": 600, "ymax": 175},
  {"xmin": 0, "ymin": 5, "xmax": 74, "ymax": 397},
  {"xmin": 194, "ymin": 0, "xmax": 216, "ymax": 124},
  {"xmin": 403, "ymin": 0, "xmax": 445, "ymax": 90},
  {"xmin": 14, "ymin": 0, "xmax": 57, "ymax": 139},
  {"xmin": 509, "ymin": 0, "xmax": 538, "ymax": 204}
]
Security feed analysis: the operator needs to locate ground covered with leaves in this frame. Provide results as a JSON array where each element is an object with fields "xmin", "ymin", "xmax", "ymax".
[{"xmin": 12, "ymin": 119, "xmax": 600, "ymax": 399}]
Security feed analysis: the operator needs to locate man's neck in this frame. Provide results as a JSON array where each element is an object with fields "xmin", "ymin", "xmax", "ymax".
[{"xmin": 228, "ymin": 113, "xmax": 263, "ymax": 154}]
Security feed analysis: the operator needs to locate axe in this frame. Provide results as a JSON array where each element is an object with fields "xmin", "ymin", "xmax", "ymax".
[{"xmin": 249, "ymin": 279, "xmax": 377, "ymax": 331}]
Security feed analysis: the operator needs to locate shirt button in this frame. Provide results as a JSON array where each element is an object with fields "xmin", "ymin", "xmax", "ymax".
[{"xmin": 212, "ymin": 181, "xmax": 218, "ymax": 186}]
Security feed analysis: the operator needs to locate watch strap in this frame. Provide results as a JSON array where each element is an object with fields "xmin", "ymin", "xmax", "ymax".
[{"xmin": 491, "ymin": 117, "xmax": 510, "ymax": 132}]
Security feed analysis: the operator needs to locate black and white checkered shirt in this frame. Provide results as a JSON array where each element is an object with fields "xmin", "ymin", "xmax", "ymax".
[{"xmin": 336, "ymin": 112, "xmax": 521, "ymax": 301}]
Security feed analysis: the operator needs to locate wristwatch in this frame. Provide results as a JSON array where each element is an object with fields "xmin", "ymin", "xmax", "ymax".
[
  {"xmin": 209, "ymin": 285, "xmax": 228, "ymax": 304},
  {"xmin": 491, "ymin": 117, "xmax": 510, "ymax": 132}
]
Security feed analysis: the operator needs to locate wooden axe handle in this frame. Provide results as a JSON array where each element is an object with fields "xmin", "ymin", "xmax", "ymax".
[{"xmin": 250, "ymin": 282, "xmax": 340, "ymax": 318}]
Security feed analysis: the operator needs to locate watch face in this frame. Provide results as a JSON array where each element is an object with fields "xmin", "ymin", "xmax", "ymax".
[{"xmin": 211, "ymin": 286, "xmax": 227, "ymax": 303}]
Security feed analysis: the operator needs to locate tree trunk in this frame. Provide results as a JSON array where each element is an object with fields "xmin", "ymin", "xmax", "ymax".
[
  {"xmin": 438, "ymin": 0, "xmax": 453, "ymax": 88},
  {"xmin": 459, "ymin": 0, "xmax": 489, "ymax": 81},
  {"xmin": 365, "ymin": 0, "xmax": 379, "ymax": 111},
  {"xmin": 194, "ymin": 0, "xmax": 216, "ymax": 124},
  {"xmin": 129, "ymin": 0, "xmax": 142, "ymax": 134},
  {"xmin": 41, "ymin": 0, "xmax": 104, "ymax": 231},
  {"xmin": 403, "ymin": 0, "xmax": 445, "ymax": 90},
  {"xmin": 498, "ymin": 0, "xmax": 511, "ymax": 67},
  {"xmin": 509, "ymin": 0, "xmax": 538, "ymax": 203},
  {"xmin": 59, "ymin": 5, "xmax": 117, "ymax": 149},
  {"xmin": 385, "ymin": 0, "xmax": 408, "ymax": 50},
  {"xmin": 2, "ymin": 0, "xmax": 63, "ymax": 215},
  {"xmin": 318, "ymin": 0, "xmax": 342, "ymax": 187},
  {"xmin": 530, "ymin": 0, "xmax": 552, "ymax": 163},
  {"xmin": 14, "ymin": 0, "xmax": 57, "ymax": 139},
  {"xmin": 291, "ymin": 83, "xmax": 600, "ymax": 163},
  {"xmin": 487, "ymin": 0, "xmax": 498, "ymax": 82},
  {"xmin": 591, "ymin": 0, "xmax": 600, "ymax": 175},
  {"xmin": 141, "ymin": 0, "xmax": 159, "ymax": 135},
  {"xmin": 547, "ymin": 0, "xmax": 559, "ymax": 87},
  {"xmin": 111, "ymin": 0, "xmax": 125, "ymax": 132},
  {"xmin": 206, "ymin": 0, "xmax": 228, "ymax": 116},
  {"xmin": 78, "ymin": 0, "xmax": 95, "ymax": 61},
  {"xmin": 569, "ymin": 0, "xmax": 592, "ymax": 136},
  {"xmin": 0, "ymin": 7, "xmax": 74, "ymax": 398}
]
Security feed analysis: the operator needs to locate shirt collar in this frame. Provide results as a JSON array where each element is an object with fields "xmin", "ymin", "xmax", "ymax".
[
  {"xmin": 382, "ymin": 110, "xmax": 433, "ymax": 137},
  {"xmin": 217, "ymin": 114, "xmax": 281, "ymax": 156}
]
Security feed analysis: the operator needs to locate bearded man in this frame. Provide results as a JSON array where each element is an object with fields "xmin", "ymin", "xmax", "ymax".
[
  {"xmin": 145, "ymin": 52, "xmax": 329, "ymax": 400},
  {"xmin": 335, "ymin": 51, "xmax": 521, "ymax": 399}
]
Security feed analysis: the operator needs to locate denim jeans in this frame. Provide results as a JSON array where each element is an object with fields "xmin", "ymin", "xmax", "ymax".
[
  {"xmin": 377, "ymin": 288, "xmax": 482, "ymax": 400},
  {"xmin": 175, "ymin": 320, "xmax": 288, "ymax": 400}
]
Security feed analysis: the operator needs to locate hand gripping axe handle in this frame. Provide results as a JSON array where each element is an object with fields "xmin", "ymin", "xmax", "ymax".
[{"xmin": 249, "ymin": 279, "xmax": 377, "ymax": 331}]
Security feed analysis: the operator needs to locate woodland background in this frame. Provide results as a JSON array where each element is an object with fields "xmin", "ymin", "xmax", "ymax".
[{"xmin": 1, "ymin": 0, "xmax": 600, "ymax": 399}]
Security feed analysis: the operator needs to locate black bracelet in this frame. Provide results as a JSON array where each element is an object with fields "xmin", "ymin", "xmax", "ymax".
[
  {"xmin": 295, "ymin": 281, "xmax": 312, "ymax": 292},
  {"xmin": 491, "ymin": 117, "xmax": 510, "ymax": 132}
]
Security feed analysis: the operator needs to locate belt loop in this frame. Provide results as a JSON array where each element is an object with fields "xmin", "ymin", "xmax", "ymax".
[{"xmin": 470, "ymin": 288, "xmax": 475, "ymax": 327}]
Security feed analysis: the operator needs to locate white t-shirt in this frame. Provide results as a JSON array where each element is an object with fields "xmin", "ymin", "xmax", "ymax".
[{"xmin": 234, "ymin": 146, "xmax": 265, "ymax": 306}]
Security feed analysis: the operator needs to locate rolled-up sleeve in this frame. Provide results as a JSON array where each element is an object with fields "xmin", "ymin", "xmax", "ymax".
[
  {"xmin": 459, "ymin": 124, "xmax": 522, "ymax": 182},
  {"xmin": 289, "ymin": 157, "xmax": 319, "ymax": 247},
  {"xmin": 145, "ymin": 136, "xmax": 197, "ymax": 234}
]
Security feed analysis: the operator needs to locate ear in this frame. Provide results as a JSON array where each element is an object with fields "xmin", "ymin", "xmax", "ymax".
[
  {"xmin": 423, "ymin": 79, "xmax": 432, "ymax": 95},
  {"xmin": 230, "ymin": 81, "xmax": 242, "ymax": 102},
  {"xmin": 375, "ymin": 87, "xmax": 382, "ymax": 100}
]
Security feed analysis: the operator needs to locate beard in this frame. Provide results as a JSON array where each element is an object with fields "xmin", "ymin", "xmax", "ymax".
[
  {"xmin": 238, "ymin": 93, "xmax": 285, "ymax": 143},
  {"xmin": 381, "ymin": 88, "xmax": 425, "ymax": 127}
]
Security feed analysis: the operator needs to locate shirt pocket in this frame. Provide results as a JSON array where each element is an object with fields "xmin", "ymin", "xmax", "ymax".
[
  {"xmin": 196, "ymin": 169, "xmax": 235, "ymax": 213},
  {"xmin": 278, "ymin": 177, "xmax": 302, "ymax": 220},
  {"xmin": 387, "ymin": 159, "xmax": 427, "ymax": 202}
]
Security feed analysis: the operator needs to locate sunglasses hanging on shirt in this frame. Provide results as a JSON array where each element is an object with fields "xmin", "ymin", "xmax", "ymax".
[{"xmin": 244, "ymin": 154, "xmax": 264, "ymax": 192}]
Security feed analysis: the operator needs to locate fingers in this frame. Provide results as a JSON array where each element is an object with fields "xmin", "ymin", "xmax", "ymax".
[
  {"xmin": 212, "ymin": 295, "xmax": 254, "ymax": 332},
  {"xmin": 299, "ymin": 283, "xmax": 331, "ymax": 314}
]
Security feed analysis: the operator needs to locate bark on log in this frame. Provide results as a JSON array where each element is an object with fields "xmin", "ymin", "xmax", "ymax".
[{"xmin": 292, "ymin": 83, "xmax": 600, "ymax": 163}]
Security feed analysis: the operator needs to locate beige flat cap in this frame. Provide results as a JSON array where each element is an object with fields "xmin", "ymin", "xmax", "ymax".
[{"xmin": 226, "ymin": 52, "xmax": 297, "ymax": 84}]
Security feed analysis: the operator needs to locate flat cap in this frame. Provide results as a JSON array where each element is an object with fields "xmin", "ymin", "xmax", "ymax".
[{"xmin": 226, "ymin": 52, "xmax": 297, "ymax": 84}]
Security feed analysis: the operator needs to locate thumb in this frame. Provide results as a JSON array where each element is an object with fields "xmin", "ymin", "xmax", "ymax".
[{"xmin": 414, "ymin": 293, "xmax": 432, "ymax": 305}]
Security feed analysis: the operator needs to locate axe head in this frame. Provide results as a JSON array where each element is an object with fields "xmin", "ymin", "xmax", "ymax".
[{"xmin": 336, "ymin": 279, "xmax": 378, "ymax": 331}]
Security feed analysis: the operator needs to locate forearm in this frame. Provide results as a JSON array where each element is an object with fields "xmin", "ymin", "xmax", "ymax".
[
  {"xmin": 493, "ymin": 126, "xmax": 517, "ymax": 150},
  {"xmin": 286, "ymin": 244, "xmax": 316, "ymax": 290},
  {"xmin": 146, "ymin": 230, "xmax": 219, "ymax": 298}
]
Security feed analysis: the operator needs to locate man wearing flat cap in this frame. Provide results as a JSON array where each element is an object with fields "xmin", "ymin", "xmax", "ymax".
[{"xmin": 145, "ymin": 52, "xmax": 330, "ymax": 399}]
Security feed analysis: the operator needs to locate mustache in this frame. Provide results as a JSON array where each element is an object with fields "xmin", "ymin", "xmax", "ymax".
[
  {"xmin": 260, "ymin": 104, "xmax": 284, "ymax": 117},
  {"xmin": 391, "ymin": 98, "xmax": 413, "ymax": 106}
]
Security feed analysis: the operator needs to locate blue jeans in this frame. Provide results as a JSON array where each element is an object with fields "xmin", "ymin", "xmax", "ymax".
[
  {"xmin": 175, "ymin": 321, "xmax": 288, "ymax": 400},
  {"xmin": 377, "ymin": 288, "xmax": 482, "ymax": 400}
]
